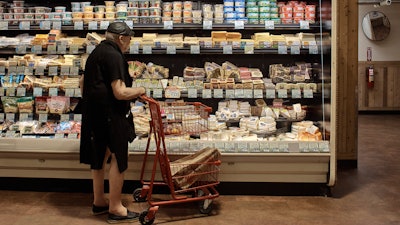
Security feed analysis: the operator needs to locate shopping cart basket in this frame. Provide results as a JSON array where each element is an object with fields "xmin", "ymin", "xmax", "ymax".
[{"xmin": 134, "ymin": 95, "xmax": 221, "ymax": 225}]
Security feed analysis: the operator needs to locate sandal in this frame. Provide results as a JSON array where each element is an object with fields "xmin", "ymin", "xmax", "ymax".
[
  {"xmin": 92, "ymin": 204, "xmax": 109, "ymax": 215},
  {"xmin": 107, "ymin": 210, "xmax": 140, "ymax": 224}
]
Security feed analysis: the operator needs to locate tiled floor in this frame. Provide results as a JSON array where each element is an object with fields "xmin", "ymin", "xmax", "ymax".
[{"xmin": 0, "ymin": 114, "xmax": 399, "ymax": 225}]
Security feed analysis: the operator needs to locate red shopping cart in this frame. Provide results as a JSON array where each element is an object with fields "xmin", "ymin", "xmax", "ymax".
[{"xmin": 134, "ymin": 95, "xmax": 221, "ymax": 225}]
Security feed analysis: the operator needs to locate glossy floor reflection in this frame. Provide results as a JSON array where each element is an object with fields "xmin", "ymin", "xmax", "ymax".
[{"xmin": 0, "ymin": 114, "xmax": 399, "ymax": 225}]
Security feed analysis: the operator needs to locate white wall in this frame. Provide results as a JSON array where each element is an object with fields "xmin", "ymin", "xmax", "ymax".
[{"xmin": 358, "ymin": 4, "xmax": 400, "ymax": 61}]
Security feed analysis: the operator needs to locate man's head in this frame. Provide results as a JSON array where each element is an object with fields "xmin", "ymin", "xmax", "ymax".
[{"xmin": 105, "ymin": 22, "xmax": 134, "ymax": 52}]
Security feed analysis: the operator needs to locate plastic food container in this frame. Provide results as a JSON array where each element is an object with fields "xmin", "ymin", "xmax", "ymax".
[
  {"xmin": 94, "ymin": 12, "xmax": 104, "ymax": 18},
  {"xmin": 94, "ymin": 5, "xmax": 105, "ymax": 13},
  {"xmin": 104, "ymin": 1, "xmax": 115, "ymax": 6},
  {"xmin": 55, "ymin": 6, "xmax": 66, "ymax": 12},
  {"xmin": 13, "ymin": 1, "xmax": 24, "ymax": 7},
  {"xmin": 83, "ymin": 5, "xmax": 94, "ymax": 12},
  {"xmin": 105, "ymin": 6, "xmax": 115, "ymax": 12},
  {"xmin": 72, "ymin": 12, "xmax": 83, "ymax": 19},
  {"xmin": 173, "ymin": 1, "xmax": 182, "ymax": 10}
]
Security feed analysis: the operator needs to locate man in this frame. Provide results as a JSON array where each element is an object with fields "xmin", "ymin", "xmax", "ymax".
[{"xmin": 79, "ymin": 22, "xmax": 146, "ymax": 223}]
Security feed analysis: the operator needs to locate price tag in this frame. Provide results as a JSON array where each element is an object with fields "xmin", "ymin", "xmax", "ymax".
[
  {"xmin": 203, "ymin": 20, "xmax": 213, "ymax": 30},
  {"xmin": 309, "ymin": 142, "xmax": 319, "ymax": 152},
  {"xmin": 152, "ymin": 89, "xmax": 163, "ymax": 98},
  {"xmin": 235, "ymin": 89, "xmax": 244, "ymax": 98},
  {"xmin": 225, "ymin": 89, "xmax": 235, "ymax": 99},
  {"xmin": 8, "ymin": 66, "xmax": 17, "ymax": 75},
  {"xmin": 0, "ymin": 66, "xmax": 5, "ymax": 75},
  {"xmin": 143, "ymin": 45, "xmax": 152, "ymax": 54},
  {"xmin": 68, "ymin": 133, "xmax": 78, "ymax": 139},
  {"xmin": 88, "ymin": 21, "xmax": 98, "ymax": 30},
  {"xmin": 164, "ymin": 88, "xmax": 181, "ymax": 98},
  {"xmin": 6, "ymin": 130, "xmax": 16, "ymax": 138},
  {"xmin": 225, "ymin": 142, "xmax": 236, "ymax": 152},
  {"xmin": 202, "ymin": 89, "xmax": 212, "ymax": 99},
  {"xmin": 187, "ymin": 88, "xmax": 197, "ymax": 98},
  {"xmin": 253, "ymin": 89, "xmax": 263, "ymax": 98},
  {"xmin": 290, "ymin": 45, "xmax": 300, "ymax": 55},
  {"xmin": 74, "ymin": 114, "xmax": 82, "ymax": 122},
  {"xmin": 319, "ymin": 142, "xmax": 330, "ymax": 152},
  {"xmin": 40, "ymin": 20, "xmax": 51, "ymax": 30},
  {"xmin": 237, "ymin": 142, "xmax": 248, "ymax": 152},
  {"xmin": 223, "ymin": 45, "xmax": 233, "ymax": 54},
  {"xmin": 24, "ymin": 67, "xmax": 34, "ymax": 75},
  {"xmin": 60, "ymin": 114, "xmax": 70, "ymax": 122},
  {"xmin": 213, "ymin": 142, "xmax": 225, "ymax": 151},
  {"xmin": 166, "ymin": 45, "xmax": 176, "ymax": 54},
  {"xmin": 49, "ymin": 87, "xmax": 58, "ymax": 96},
  {"xmin": 74, "ymin": 88, "xmax": 82, "ymax": 97},
  {"xmin": 0, "ymin": 21, "xmax": 8, "ymax": 30},
  {"xmin": 16, "ymin": 45, "xmax": 27, "ymax": 54},
  {"xmin": 47, "ymin": 45, "xmax": 57, "ymax": 54},
  {"xmin": 19, "ymin": 21, "xmax": 30, "ymax": 30},
  {"xmin": 70, "ymin": 44, "xmax": 79, "ymax": 54},
  {"xmin": 54, "ymin": 133, "xmax": 65, "ymax": 139},
  {"xmin": 57, "ymin": 44, "xmax": 67, "ymax": 54},
  {"xmin": 18, "ymin": 113, "xmax": 29, "ymax": 121},
  {"xmin": 279, "ymin": 143, "xmax": 289, "ymax": 152},
  {"xmin": 5, "ymin": 87, "xmax": 14, "ymax": 97},
  {"xmin": 52, "ymin": 21, "xmax": 62, "ymax": 30},
  {"xmin": 309, "ymin": 45, "xmax": 318, "ymax": 54},
  {"xmin": 300, "ymin": 20, "xmax": 310, "ymax": 29},
  {"xmin": 125, "ymin": 20, "xmax": 133, "ymax": 29},
  {"xmin": 249, "ymin": 142, "xmax": 260, "ymax": 152},
  {"xmin": 33, "ymin": 87, "xmax": 43, "ymax": 97},
  {"xmin": 6, "ymin": 113, "xmax": 15, "ymax": 121},
  {"xmin": 129, "ymin": 44, "xmax": 139, "ymax": 54},
  {"xmin": 86, "ymin": 45, "xmax": 95, "ymax": 54},
  {"xmin": 299, "ymin": 142, "xmax": 309, "ymax": 152},
  {"xmin": 38, "ymin": 113, "xmax": 48, "ymax": 122},
  {"xmin": 265, "ymin": 20, "xmax": 275, "ymax": 30},
  {"xmin": 278, "ymin": 45, "xmax": 287, "ymax": 54},
  {"xmin": 291, "ymin": 89, "xmax": 301, "ymax": 99},
  {"xmin": 60, "ymin": 65, "xmax": 70, "ymax": 75},
  {"xmin": 277, "ymin": 89, "xmax": 288, "ymax": 98},
  {"xmin": 270, "ymin": 142, "xmax": 279, "ymax": 152},
  {"xmin": 244, "ymin": 89, "xmax": 253, "ymax": 98},
  {"xmin": 48, "ymin": 66, "xmax": 58, "ymax": 76},
  {"xmin": 17, "ymin": 66, "xmax": 25, "ymax": 75},
  {"xmin": 303, "ymin": 89, "xmax": 314, "ymax": 98},
  {"xmin": 35, "ymin": 66, "xmax": 45, "ymax": 75},
  {"xmin": 100, "ymin": 20, "xmax": 110, "ymax": 30},
  {"xmin": 190, "ymin": 45, "xmax": 200, "ymax": 54},
  {"xmin": 0, "ymin": 113, "xmax": 4, "ymax": 121},
  {"xmin": 266, "ymin": 89, "xmax": 275, "ymax": 99},
  {"xmin": 0, "ymin": 88, "xmax": 3, "ymax": 97},
  {"xmin": 213, "ymin": 89, "xmax": 223, "ymax": 98},
  {"xmin": 31, "ymin": 45, "xmax": 42, "ymax": 54},
  {"xmin": 244, "ymin": 45, "xmax": 254, "ymax": 54},
  {"xmin": 64, "ymin": 88, "xmax": 75, "ymax": 97},
  {"xmin": 74, "ymin": 21, "xmax": 84, "ymax": 30},
  {"xmin": 163, "ymin": 20, "xmax": 173, "ymax": 29},
  {"xmin": 234, "ymin": 20, "xmax": 244, "ymax": 29},
  {"xmin": 16, "ymin": 87, "xmax": 26, "ymax": 96}
]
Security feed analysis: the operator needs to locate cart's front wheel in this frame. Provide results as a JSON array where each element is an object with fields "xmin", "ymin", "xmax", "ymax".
[
  {"xmin": 133, "ymin": 188, "xmax": 147, "ymax": 202},
  {"xmin": 139, "ymin": 210, "xmax": 155, "ymax": 225},
  {"xmin": 197, "ymin": 190, "xmax": 213, "ymax": 214}
]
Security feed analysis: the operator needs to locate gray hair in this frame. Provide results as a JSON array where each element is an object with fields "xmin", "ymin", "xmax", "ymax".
[{"xmin": 105, "ymin": 32, "xmax": 120, "ymax": 42}]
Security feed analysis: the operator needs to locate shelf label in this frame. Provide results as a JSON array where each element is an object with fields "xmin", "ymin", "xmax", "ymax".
[
  {"xmin": 190, "ymin": 45, "xmax": 200, "ymax": 54},
  {"xmin": 6, "ymin": 130, "xmax": 16, "ymax": 138},
  {"xmin": 49, "ymin": 87, "xmax": 58, "ymax": 96},
  {"xmin": 234, "ymin": 20, "xmax": 244, "ymax": 29},
  {"xmin": 38, "ymin": 113, "xmax": 48, "ymax": 122},
  {"xmin": 278, "ymin": 45, "xmax": 288, "ymax": 54},
  {"xmin": 277, "ymin": 89, "xmax": 288, "ymax": 98},
  {"xmin": 16, "ymin": 45, "xmax": 27, "ymax": 54},
  {"xmin": 70, "ymin": 44, "xmax": 79, "ymax": 54},
  {"xmin": 237, "ymin": 142, "xmax": 248, "ymax": 152},
  {"xmin": 253, "ymin": 89, "xmax": 263, "ymax": 98},
  {"xmin": 291, "ymin": 89, "xmax": 301, "ymax": 99},
  {"xmin": 100, "ymin": 20, "xmax": 110, "ymax": 30},
  {"xmin": 60, "ymin": 65, "xmax": 70, "ymax": 75},
  {"xmin": 19, "ymin": 21, "xmax": 30, "ymax": 30},
  {"xmin": 265, "ymin": 89, "xmax": 275, "ymax": 99},
  {"xmin": 143, "ymin": 45, "xmax": 152, "ymax": 54},
  {"xmin": 290, "ymin": 45, "xmax": 300, "ymax": 55},
  {"xmin": 0, "ymin": 66, "xmax": 5, "ymax": 75},
  {"xmin": 125, "ymin": 20, "xmax": 133, "ymax": 29},
  {"xmin": 225, "ymin": 89, "xmax": 235, "ymax": 99},
  {"xmin": 86, "ymin": 45, "xmax": 95, "ymax": 54},
  {"xmin": 152, "ymin": 89, "xmax": 163, "ymax": 98},
  {"xmin": 235, "ymin": 89, "xmax": 244, "ymax": 98},
  {"xmin": 309, "ymin": 45, "xmax": 318, "ymax": 54},
  {"xmin": 187, "ymin": 88, "xmax": 197, "ymax": 98},
  {"xmin": 65, "ymin": 88, "xmax": 75, "ymax": 97},
  {"xmin": 6, "ymin": 113, "xmax": 15, "ymax": 122},
  {"xmin": 225, "ymin": 142, "xmax": 236, "ymax": 152},
  {"xmin": 57, "ymin": 44, "xmax": 67, "ymax": 54},
  {"xmin": 244, "ymin": 45, "xmax": 254, "ymax": 54},
  {"xmin": 213, "ymin": 89, "xmax": 223, "ymax": 98},
  {"xmin": 203, "ymin": 20, "xmax": 213, "ymax": 30},
  {"xmin": 60, "ymin": 114, "xmax": 70, "ymax": 122},
  {"xmin": 164, "ymin": 88, "xmax": 181, "ymax": 98},
  {"xmin": 74, "ymin": 114, "xmax": 82, "ymax": 122},
  {"xmin": 88, "ymin": 21, "xmax": 98, "ymax": 30},
  {"xmin": 74, "ymin": 21, "xmax": 84, "ymax": 30},
  {"xmin": 249, "ymin": 142, "xmax": 260, "ymax": 152},
  {"xmin": 303, "ymin": 89, "xmax": 314, "ymax": 98},
  {"xmin": 223, "ymin": 45, "xmax": 233, "ymax": 54},
  {"xmin": 202, "ymin": 89, "xmax": 212, "ymax": 99},
  {"xmin": 31, "ymin": 45, "xmax": 42, "ymax": 54},
  {"xmin": 166, "ymin": 45, "xmax": 176, "ymax": 54},
  {"xmin": 129, "ymin": 44, "xmax": 139, "ymax": 54},
  {"xmin": 0, "ymin": 21, "xmax": 8, "ymax": 30},
  {"xmin": 0, "ymin": 88, "xmax": 3, "ymax": 97},
  {"xmin": 16, "ymin": 87, "xmax": 26, "ymax": 96},
  {"xmin": 40, "ymin": 21, "xmax": 51, "ymax": 30},
  {"xmin": 47, "ymin": 45, "xmax": 57, "ymax": 54},
  {"xmin": 163, "ymin": 20, "xmax": 173, "ymax": 29},
  {"xmin": 243, "ymin": 89, "xmax": 253, "ymax": 98},
  {"xmin": 20, "ymin": 113, "xmax": 30, "ymax": 121},
  {"xmin": 68, "ymin": 133, "xmax": 78, "ymax": 139},
  {"xmin": 48, "ymin": 66, "xmax": 58, "ymax": 76},
  {"xmin": 53, "ymin": 21, "xmax": 62, "ymax": 30},
  {"xmin": 264, "ymin": 20, "xmax": 275, "ymax": 30},
  {"xmin": 74, "ymin": 88, "xmax": 82, "ymax": 97},
  {"xmin": 54, "ymin": 133, "xmax": 64, "ymax": 139},
  {"xmin": 0, "ymin": 113, "xmax": 4, "ymax": 122},
  {"xmin": 300, "ymin": 20, "xmax": 310, "ymax": 29},
  {"xmin": 35, "ymin": 66, "xmax": 45, "ymax": 76}
]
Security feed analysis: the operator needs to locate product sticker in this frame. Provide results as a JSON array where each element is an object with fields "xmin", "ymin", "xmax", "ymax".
[
  {"xmin": 19, "ymin": 113, "xmax": 29, "ymax": 121},
  {"xmin": 86, "ymin": 45, "xmax": 95, "ymax": 54},
  {"xmin": 60, "ymin": 65, "xmax": 70, "ymax": 75},
  {"xmin": 0, "ymin": 66, "xmax": 5, "ymax": 75},
  {"xmin": 0, "ymin": 88, "xmax": 4, "ymax": 97},
  {"xmin": 6, "ymin": 130, "xmax": 16, "ymax": 138},
  {"xmin": 270, "ymin": 142, "xmax": 279, "ymax": 152},
  {"xmin": 214, "ymin": 142, "xmax": 225, "ymax": 151},
  {"xmin": 16, "ymin": 45, "xmax": 27, "ymax": 54},
  {"xmin": 24, "ymin": 67, "xmax": 34, "ymax": 76},
  {"xmin": 74, "ymin": 88, "xmax": 82, "ymax": 97},
  {"xmin": 6, "ymin": 113, "xmax": 15, "ymax": 122},
  {"xmin": 319, "ymin": 142, "xmax": 330, "ymax": 152},
  {"xmin": 0, "ymin": 113, "xmax": 4, "ymax": 122},
  {"xmin": 299, "ymin": 142, "xmax": 310, "ymax": 152},
  {"xmin": 68, "ymin": 133, "xmax": 78, "ymax": 139},
  {"xmin": 48, "ymin": 66, "xmax": 58, "ymax": 76},
  {"xmin": 309, "ymin": 45, "xmax": 318, "ymax": 54},
  {"xmin": 64, "ymin": 88, "xmax": 74, "ymax": 97}
]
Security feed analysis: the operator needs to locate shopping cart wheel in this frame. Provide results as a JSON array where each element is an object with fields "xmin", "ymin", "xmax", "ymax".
[
  {"xmin": 133, "ymin": 188, "xmax": 147, "ymax": 202},
  {"xmin": 197, "ymin": 190, "xmax": 213, "ymax": 214},
  {"xmin": 139, "ymin": 210, "xmax": 155, "ymax": 225}
]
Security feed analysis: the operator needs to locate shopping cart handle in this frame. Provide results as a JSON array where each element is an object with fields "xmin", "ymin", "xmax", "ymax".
[{"xmin": 215, "ymin": 160, "xmax": 222, "ymax": 166}]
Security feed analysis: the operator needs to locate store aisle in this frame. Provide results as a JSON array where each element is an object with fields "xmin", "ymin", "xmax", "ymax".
[{"xmin": 0, "ymin": 114, "xmax": 399, "ymax": 225}]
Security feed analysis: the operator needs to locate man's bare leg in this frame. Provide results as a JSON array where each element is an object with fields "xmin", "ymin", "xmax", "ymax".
[
  {"xmin": 108, "ymin": 152, "xmax": 127, "ymax": 216},
  {"xmin": 92, "ymin": 149, "xmax": 111, "ymax": 207}
]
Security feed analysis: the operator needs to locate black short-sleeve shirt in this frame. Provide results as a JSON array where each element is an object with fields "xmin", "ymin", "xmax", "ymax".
[{"xmin": 80, "ymin": 40, "xmax": 133, "ymax": 173}]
